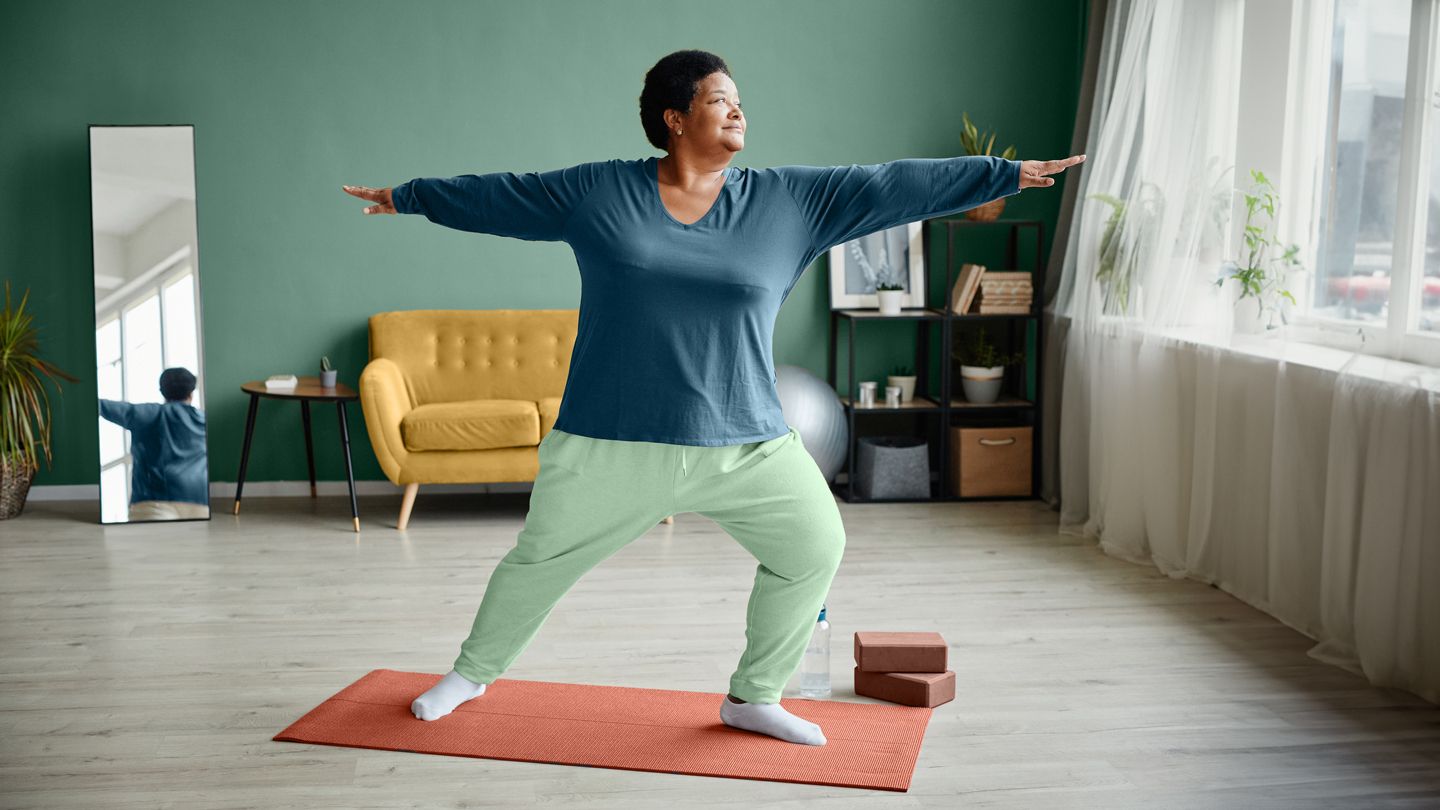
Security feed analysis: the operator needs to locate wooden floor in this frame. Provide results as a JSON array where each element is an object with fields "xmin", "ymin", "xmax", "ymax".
[{"xmin": 2, "ymin": 492, "xmax": 1438, "ymax": 808}]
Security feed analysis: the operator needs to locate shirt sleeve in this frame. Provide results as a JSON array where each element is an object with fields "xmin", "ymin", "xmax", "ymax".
[
  {"xmin": 389, "ymin": 160, "xmax": 613, "ymax": 242},
  {"xmin": 99, "ymin": 398, "xmax": 135, "ymax": 429},
  {"xmin": 774, "ymin": 155, "xmax": 1022, "ymax": 257}
]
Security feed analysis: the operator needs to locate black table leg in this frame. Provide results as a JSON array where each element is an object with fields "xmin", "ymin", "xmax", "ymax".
[
  {"xmin": 234, "ymin": 393, "xmax": 260, "ymax": 515},
  {"xmin": 337, "ymin": 400, "xmax": 359, "ymax": 532},
  {"xmin": 301, "ymin": 400, "xmax": 317, "ymax": 498}
]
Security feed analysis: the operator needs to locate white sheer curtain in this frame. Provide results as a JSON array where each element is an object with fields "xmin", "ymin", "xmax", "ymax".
[{"xmin": 1043, "ymin": 0, "xmax": 1440, "ymax": 703}]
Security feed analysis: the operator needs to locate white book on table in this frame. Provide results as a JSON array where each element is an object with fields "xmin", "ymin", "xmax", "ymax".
[{"xmin": 265, "ymin": 374, "xmax": 298, "ymax": 390}]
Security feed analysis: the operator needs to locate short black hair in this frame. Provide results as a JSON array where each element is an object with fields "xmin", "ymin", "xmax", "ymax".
[
  {"xmin": 160, "ymin": 367, "xmax": 196, "ymax": 402},
  {"xmin": 638, "ymin": 50, "xmax": 732, "ymax": 152}
]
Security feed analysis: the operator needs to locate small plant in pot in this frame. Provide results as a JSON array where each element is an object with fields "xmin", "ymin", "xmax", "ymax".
[
  {"xmin": 952, "ymin": 326, "xmax": 1023, "ymax": 404},
  {"xmin": 1087, "ymin": 180, "xmax": 1165, "ymax": 316},
  {"xmin": 1, "ymin": 282, "xmax": 79, "ymax": 519},
  {"xmin": 1214, "ymin": 168, "xmax": 1299, "ymax": 333},
  {"xmin": 320, "ymin": 355, "xmax": 337, "ymax": 388},
  {"xmin": 875, "ymin": 281, "xmax": 905, "ymax": 316},
  {"xmin": 958, "ymin": 111, "xmax": 1018, "ymax": 222},
  {"xmin": 887, "ymin": 363, "xmax": 917, "ymax": 403}
]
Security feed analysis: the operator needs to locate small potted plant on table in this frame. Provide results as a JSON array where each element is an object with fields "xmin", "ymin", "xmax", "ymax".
[{"xmin": 320, "ymin": 356, "xmax": 338, "ymax": 388}]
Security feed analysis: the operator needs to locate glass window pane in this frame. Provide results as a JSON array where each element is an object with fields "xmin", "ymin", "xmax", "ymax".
[
  {"xmin": 101, "ymin": 463, "xmax": 128, "ymax": 523},
  {"xmin": 1422, "ymin": 34, "xmax": 1440, "ymax": 333},
  {"xmin": 96, "ymin": 318, "xmax": 120, "ymax": 365},
  {"xmin": 123, "ymin": 294, "xmax": 163, "ymax": 405},
  {"xmin": 1315, "ymin": 0, "xmax": 1412, "ymax": 323},
  {"xmin": 162, "ymin": 272, "xmax": 198, "ymax": 373},
  {"xmin": 98, "ymin": 416, "xmax": 124, "ymax": 466}
]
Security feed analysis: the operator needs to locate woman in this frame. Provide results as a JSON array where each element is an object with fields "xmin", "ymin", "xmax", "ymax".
[{"xmin": 344, "ymin": 50, "xmax": 1083, "ymax": 746}]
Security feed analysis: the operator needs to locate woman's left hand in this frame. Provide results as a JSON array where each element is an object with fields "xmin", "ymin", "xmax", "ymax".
[{"xmin": 1019, "ymin": 154, "xmax": 1086, "ymax": 189}]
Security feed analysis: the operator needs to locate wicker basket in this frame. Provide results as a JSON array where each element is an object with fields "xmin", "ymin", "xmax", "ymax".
[
  {"xmin": 1, "ymin": 453, "xmax": 35, "ymax": 520},
  {"xmin": 965, "ymin": 197, "xmax": 1006, "ymax": 222}
]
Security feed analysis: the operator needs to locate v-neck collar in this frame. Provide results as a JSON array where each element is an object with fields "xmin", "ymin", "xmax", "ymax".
[{"xmin": 647, "ymin": 156, "xmax": 731, "ymax": 228}]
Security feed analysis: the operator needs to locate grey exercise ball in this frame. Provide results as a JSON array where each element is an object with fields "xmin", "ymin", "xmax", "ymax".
[{"xmin": 775, "ymin": 364, "xmax": 848, "ymax": 482}]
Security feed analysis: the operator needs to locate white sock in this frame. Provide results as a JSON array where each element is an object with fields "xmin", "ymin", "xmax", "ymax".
[
  {"xmin": 411, "ymin": 669, "xmax": 487, "ymax": 721},
  {"xmin": 720, "ymin": 696, "xmax": 827, "ymax": 745}
]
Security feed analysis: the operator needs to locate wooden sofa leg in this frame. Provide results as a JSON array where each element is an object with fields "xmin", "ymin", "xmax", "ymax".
[
  {"xmin": 398, "ymin": 483, "xmax": 419, "ymax": 530},
  {"xmin": 661, "ymin": 514, "xmax": 674, "ymax": 524}
]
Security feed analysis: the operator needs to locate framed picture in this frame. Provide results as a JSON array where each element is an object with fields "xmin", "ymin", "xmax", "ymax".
[{"xmin": 828, "ymin": 221, "xmax": 925, "ymax": 310}]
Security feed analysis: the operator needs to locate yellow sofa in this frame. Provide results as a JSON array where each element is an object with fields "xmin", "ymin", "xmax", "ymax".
[{"xmin": 361, "ymin": 308, "xmax": 657, "ymax": 530}]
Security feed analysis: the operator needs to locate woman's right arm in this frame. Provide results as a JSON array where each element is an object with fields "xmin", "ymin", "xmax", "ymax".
[{"xmin": 343, "ymin": 160, "xmax": 613, "ymax": 242}]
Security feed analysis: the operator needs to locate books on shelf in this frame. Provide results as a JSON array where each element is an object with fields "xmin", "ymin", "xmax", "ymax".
[
  {"xmin": 950, "ymin": 266, "xmax": 1034, "ymax": 314},
  {"xmin": 949, "ymin": 263, "xmax": 987, "ymax": 314},
  {"xmin": 265, "ymin": 374, "xmax": 298, "ymax": 390},
  {"xmin": 978, "ymin": 271, "xmax": 1033, "ymax": 313}
]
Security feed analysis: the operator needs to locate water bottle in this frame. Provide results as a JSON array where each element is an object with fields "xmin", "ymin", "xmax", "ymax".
[{"xmin": 798, "ymin": 603, "xmax": 831, "ymax": 698}]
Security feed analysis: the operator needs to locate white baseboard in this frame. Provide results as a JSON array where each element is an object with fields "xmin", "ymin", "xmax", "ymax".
[{"xmin": 24, "ymin": 480, "xmax": 535, "ymax": 502}]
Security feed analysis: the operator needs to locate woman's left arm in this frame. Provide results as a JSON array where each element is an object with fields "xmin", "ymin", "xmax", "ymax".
[{"xmin": 774, "ymin": 153, "xmax": 1086, "ymax": 259}]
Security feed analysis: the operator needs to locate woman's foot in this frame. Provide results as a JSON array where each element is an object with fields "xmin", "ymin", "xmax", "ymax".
[
  {"xmin": 720, "ymin": 694, "xmax": 827, "ymax": 745},
  {"xmin": 411, "ymin": 669, "xmax": 487, "ymax": 720}
]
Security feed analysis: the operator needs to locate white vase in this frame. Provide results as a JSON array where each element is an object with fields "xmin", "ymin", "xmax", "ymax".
[
  {"xmin": 877, "ymin": 289, "xmax": 903, "ymax": 316},
  {"xmin": 959, "ymin": 365, "xmax": 1004, "ymax": 404},
  {"xmin": 887, "ymin": 375, "xmax": 917, "ymax": 402},
  {"xmin": 1231, "ymin": 282, "xmax": 1266, "ymax": 334}
]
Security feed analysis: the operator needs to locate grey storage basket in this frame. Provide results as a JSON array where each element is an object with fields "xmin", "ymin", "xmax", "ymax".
[{"xmin": 854, "ymin": 436, "xmax": 930, "ymax": 499}]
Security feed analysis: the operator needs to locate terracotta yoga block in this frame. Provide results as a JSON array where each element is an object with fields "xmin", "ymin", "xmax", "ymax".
[
  {"xmin": 854, "ymin": 667, "xmax": 956, "ymax": 708},
  {"xmin": 853, "ymin": 631, "xmax": 948, "ymax": 673}
]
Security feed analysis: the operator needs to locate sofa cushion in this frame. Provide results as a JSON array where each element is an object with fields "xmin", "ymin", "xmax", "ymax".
[{"xmin": 401, "ymin": 399, "xmax": 540, "ymax": 452}]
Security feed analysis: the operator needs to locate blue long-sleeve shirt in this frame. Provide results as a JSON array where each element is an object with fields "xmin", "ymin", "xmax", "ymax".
[
  {"xmin": 391, "ymin": 154, "xmax": 1022, "ymax": 445},
  {"xmin": 99, "ymin": 399, "xmax": 209, "ymax": 505}
]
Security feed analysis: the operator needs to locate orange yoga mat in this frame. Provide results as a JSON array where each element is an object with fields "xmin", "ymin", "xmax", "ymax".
[{"xmin": 273, "ymin": 669, "xmax": 933, "ymax": 791}]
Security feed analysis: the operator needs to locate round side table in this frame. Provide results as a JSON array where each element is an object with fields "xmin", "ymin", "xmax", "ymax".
[{"xmin": 235, "ymin": 377, "xmax": 361, "ymax": 532}]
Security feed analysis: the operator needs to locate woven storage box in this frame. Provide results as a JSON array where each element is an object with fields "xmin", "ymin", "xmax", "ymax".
[{"xmin": 950, "ymin": 425, "xmax": 1031, "ymax": 497}]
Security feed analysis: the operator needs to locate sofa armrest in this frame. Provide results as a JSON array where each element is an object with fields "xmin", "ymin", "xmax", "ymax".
[{"xmin": 359, "ymin": 357, "xmax": 414, "ymax": 484}]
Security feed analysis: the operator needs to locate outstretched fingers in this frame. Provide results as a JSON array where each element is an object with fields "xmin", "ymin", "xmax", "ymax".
[{"xmin": 342, "ymin": 184, "xmax": 395, "ymax": 215}]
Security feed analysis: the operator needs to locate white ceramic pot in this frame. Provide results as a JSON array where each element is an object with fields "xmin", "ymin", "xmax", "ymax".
[
  {"xmin": 887, "ymin": 375, "xmax": 917, "ymax": 402},
  {"xmin": 960, "ymin": 364, "xmax": 1004, "ymax": 404},
  {"xmin": 877, "ymin": 289, "xmax": 904, "ymax": 316},
  {"xmin": 1231, "ymin": 282, "xmax": 1266, "ymax": 334}
]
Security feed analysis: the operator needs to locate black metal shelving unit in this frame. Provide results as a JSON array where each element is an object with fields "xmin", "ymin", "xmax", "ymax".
[{"xmin": 826, "ymin": 217, "xmax": 1044, "ymax": 503}]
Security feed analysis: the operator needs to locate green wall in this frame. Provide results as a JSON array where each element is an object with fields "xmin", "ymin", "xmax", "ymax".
[{"xmin": 1, "ymin": 0, "xmax": 1088, "ymax": 487}]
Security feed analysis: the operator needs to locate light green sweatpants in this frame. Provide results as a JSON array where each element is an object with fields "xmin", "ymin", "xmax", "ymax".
[{"xmin": 452, "ymin": 424, "xmax": 846, "ymax": 703}]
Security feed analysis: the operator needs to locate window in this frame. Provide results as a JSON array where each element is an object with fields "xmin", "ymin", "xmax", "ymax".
[{"xmin": 1296, "ymin": 0, "xmax": 1440, "ymax": 366}]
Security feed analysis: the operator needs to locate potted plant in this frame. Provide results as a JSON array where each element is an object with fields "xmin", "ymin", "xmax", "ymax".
[
  {"xmin": 1, "ymin": 283, "xmax": 78, "ymax": 519},
  {"xmin": 320, "ymin": 355, "xmax": 337, "ymax": 388},
  {"xmin": 1215, "ymin": 169, "xmax": 1299, "ymax": 333},
  {"xmin": 876, "ymin": 281, "xmax": 905, "ymax": 316},
  {"xmin": 1087, "ymin": 180, "xmax": 1165, "ymax": 316},
  {"xmin": 952, "ymin": 325, "xmax": 1023, "ymax": 404},
  {"xmin": 958, "ymin": 111, "xmax": 1018, "ymax": 222},
  {"xmin": 887, "ymin": 363, "xmax": 917, "ymax": 403}
]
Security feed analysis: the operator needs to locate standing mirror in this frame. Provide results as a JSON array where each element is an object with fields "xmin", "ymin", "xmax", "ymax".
[{"xmin": 89, "ymin": 125, "xmax": 210, "ymax": 524}]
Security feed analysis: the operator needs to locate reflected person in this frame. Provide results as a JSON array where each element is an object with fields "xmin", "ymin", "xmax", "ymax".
[{"xmin": 99, "ymin": 367, "xmax": 209, "ymax": 520}]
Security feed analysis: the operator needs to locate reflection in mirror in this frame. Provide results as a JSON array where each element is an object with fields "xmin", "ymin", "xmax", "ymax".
[{"xmin": 90, "ymin": 125, "xmax": 210, "ymax": 524}]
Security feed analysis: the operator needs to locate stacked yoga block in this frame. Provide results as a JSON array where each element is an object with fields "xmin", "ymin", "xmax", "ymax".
[{"xmin": 853, "ymin": 631, "xmax": 955, "ymax": 708}]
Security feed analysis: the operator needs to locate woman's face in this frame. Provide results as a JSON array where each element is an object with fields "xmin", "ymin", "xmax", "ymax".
[{"xmin": 669, "ymin": 71, "xmax": 745, "ymax": 154}]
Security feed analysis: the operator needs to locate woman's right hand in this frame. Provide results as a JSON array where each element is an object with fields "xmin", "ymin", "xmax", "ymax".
[{"xmin": 342, "ymin": 184, "xmax": 396, "ymax": 215}]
